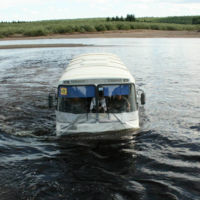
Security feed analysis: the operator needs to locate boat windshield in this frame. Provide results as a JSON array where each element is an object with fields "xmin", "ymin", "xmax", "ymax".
[
  {"xmin": 95, "ymin": 84, "xmax": 137, "ymax": 114},
  {"xmin": 58, "ymin": 85, "xmax": 95, "ymax": 114},
  {"xmin": 58, "ymin": 84, "xmax": 137, "ymax": 114}
]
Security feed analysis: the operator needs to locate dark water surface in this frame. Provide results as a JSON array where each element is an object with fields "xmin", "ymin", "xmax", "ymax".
[{"xmin": 0, "ymin": 38, "xmax": 200, "ymax": 199}]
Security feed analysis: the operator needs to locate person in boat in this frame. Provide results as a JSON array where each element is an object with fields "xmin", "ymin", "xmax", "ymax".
[
  {"xmin": 59, "ymin": 97, "xmax": 71, "ymax": 112},
  {"xmin": 90, "ymin": 90, "xmax": 107, "ymax": 113},
  {"xmin": 70, "ymin": 97, "xmax": 86, "ymax": 114},
  {"xmin": 109, "ymin": 94, "xmax": 130, "ymax": 113},
  {"xmin": 60, "ymin": 97, "xmax": 86, "ymax": 114}
]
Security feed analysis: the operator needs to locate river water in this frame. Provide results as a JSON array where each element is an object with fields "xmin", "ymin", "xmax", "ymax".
[{"xmin": 0, "ymin": 38, "xmax": 200, "ymax": 200}]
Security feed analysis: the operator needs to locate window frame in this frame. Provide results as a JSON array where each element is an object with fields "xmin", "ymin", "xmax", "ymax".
[
  {"xmin": 96, "ymin": 83, "xmax": 138, "ymax": 123},
  {"xmin": 57, "ymin": 84, "xmax": 97, "ymax": 114},
  {"xmin": 56, "ymin": 83, "xmax": 138, "ymax": 123}
]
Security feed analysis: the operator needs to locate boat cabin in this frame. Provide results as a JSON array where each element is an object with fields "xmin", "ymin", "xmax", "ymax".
[{"xmin": 49, "ymin": 53, "xmax": 145, "ymax": 135}]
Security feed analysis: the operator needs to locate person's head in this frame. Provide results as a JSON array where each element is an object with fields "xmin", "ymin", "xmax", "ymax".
[
  {"xmin": 98, "ymin": 90, "xmax": 104, "ymax": 100},
  {"xmin": 116, "ymin": 95, "xmax": 122, "ymax": 100}
]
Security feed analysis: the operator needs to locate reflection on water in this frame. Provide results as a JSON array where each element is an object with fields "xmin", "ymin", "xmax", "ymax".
[
  {"xmin": 0, "ymin": 38, "xmax": 163, "ymax": 46},
  {"xmin": 0, "ymin": 38, "xmax": 200, "ymax": 199},
  {"xmin": 1, "ymin": 38, "xmax": 199, "ymax": 47}
]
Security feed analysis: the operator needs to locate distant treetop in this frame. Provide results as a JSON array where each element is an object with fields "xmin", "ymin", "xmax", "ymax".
[{"xmin": 106, "ymin": 14, "xmax": 135, "ymax": 22}]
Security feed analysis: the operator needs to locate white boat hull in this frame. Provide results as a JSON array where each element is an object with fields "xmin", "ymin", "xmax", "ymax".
[{"xmin": 56, "ymin": 110, "xmax": 139, "ymax": 136}]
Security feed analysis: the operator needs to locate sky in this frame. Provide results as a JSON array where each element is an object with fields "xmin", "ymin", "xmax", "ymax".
[{"xmin": 0, "ymin": 0, "xmax": 200, "ymax": 22}]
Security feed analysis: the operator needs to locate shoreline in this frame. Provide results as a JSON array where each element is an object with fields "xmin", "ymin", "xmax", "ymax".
[
  {"xmin": 0, "ymin": 44, "xmax": 92, "ymax": 49},
  {"xmin": 1, "ymin": 30, "xmax": 200, "ymax": 40},
  {"xmin": 0, "ymin": 30, "xmax": 199, "ymax": 49}
]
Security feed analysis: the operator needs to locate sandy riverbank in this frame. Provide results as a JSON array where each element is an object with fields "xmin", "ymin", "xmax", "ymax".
[{"xmin": 0, "ymin": 29, "xmax": 199, "ymax": 49}]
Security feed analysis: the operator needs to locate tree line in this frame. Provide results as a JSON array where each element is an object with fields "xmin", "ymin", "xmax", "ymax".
[
  {"xmin": 155, "ymin": 16, "xmax": 200, "ymax": 25},
  {"xmin": 106, "ymin": 14, "xmax": 135, "ymax": 22},
  {"xmin": 192, "ymin": 17, "xmax": 200, "ymax": 24},
  {"xmin": 0, "ymin": 21, "xmax": 26, "ymax": 23}
]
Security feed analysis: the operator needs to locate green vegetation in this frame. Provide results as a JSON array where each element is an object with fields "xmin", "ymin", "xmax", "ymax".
[
  {"xmin": 0, "ymin": 16, "xmax": 200, "ymax": 38},
  {"xmin": 192, "ymin": 16, "xmax": 200, "ymax": 24},
  {"xmin": 107, "ymin": 14, "xmax": 135, "ymax": 22},
  {"xmin": 137, "ymin": 15, "xmax": 200, "ymax": 25}
]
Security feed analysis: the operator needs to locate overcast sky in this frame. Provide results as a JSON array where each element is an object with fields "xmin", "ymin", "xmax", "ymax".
[{"xmin": 1, "ymin": 0, "xmax": 200, "ymax": 22}]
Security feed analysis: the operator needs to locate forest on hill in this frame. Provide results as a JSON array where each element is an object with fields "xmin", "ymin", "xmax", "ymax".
[{"xmin": 0, "ymin": 15, "xmax": 200, "ymax": 38}]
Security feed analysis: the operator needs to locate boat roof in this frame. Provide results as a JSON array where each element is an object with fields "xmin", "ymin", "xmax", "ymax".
[{"xmin": 59, "ymin": 53, "xmax": 135, "ymax": 83}]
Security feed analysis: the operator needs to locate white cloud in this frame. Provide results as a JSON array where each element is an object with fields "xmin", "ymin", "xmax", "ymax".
[
  {"xmin": 128, "ymin": 4, "xmax": 148, "ymax": 10},
  {"xmin": 98, "ymin": 6, "xmax": 111, "ymax": 10},
  {"xmin": 22, "ymin": 8, "xmax": 38, "ymax": 15},
  {"xmin": 136, "ymin": 0, "xmax": 155, "ymax": 2},
  {"xmin": 106, "ymin": 3, "xmax": 114, "ymax": 7},
  {"xmin": 75, "ymin": 0, "xmax": 119, "ymax": 3},
  {"xmin": 136, "ymin": 4, "xmax": 148, "ymax": 9},
  {"xmin": 170, "ymin": 6, "xmax": 181, "ymax": 12},
  {"xmin": 30, "ymin": 10, "xmax": 38, "ymax": 14},
  {"xmin": 48, "ymin": 7, "xmax": 65, "ymax": 12},
  {"xmin": 1, "ymin": 0, "xmax": 53, "ymax": 9},
  {"xmin": 13, "ymin": 14, "xmax": 19, "ymax": 18},
  {"xmin": 169, "ymin": 0, "xmax": 200, "ymax": 3},
  {"xmin": 90, "ymin": 4, "xmax": 96, "ymax": 7},
  {"xmin": 1, "ymin": 0, "xmax": 200, "ymax": 21},
  {"xmin": 181, "ymin": 3, "xmax": 200, "ymax": 9},
  {"xmin": 2, "ymin": 15, "xmax": 9, "ymax": 20},
  {"xmin": 167, "ymin": 3, "xmax": 200, "ymax": 13},
  {"xmin": 1, "ymin": 0, "xmax": 200, "ymax": 8},
  {"xmin": 130, "ymin": 0, "xmax": 199, "ymax": 3}
]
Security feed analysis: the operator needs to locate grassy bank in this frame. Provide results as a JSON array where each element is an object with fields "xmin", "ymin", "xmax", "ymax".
[
  {"xmin": 137, "ymin": 15, "xmax": 200, "ymax": 24},
  {"xmin": 0, "ymin": 17, "xmax": 200, "ymax": 38}
]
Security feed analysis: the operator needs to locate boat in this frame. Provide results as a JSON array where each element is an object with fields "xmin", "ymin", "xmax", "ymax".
[{"xmin": 49, "ymin": 53, "xmax": 145, "ymax": 136}]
